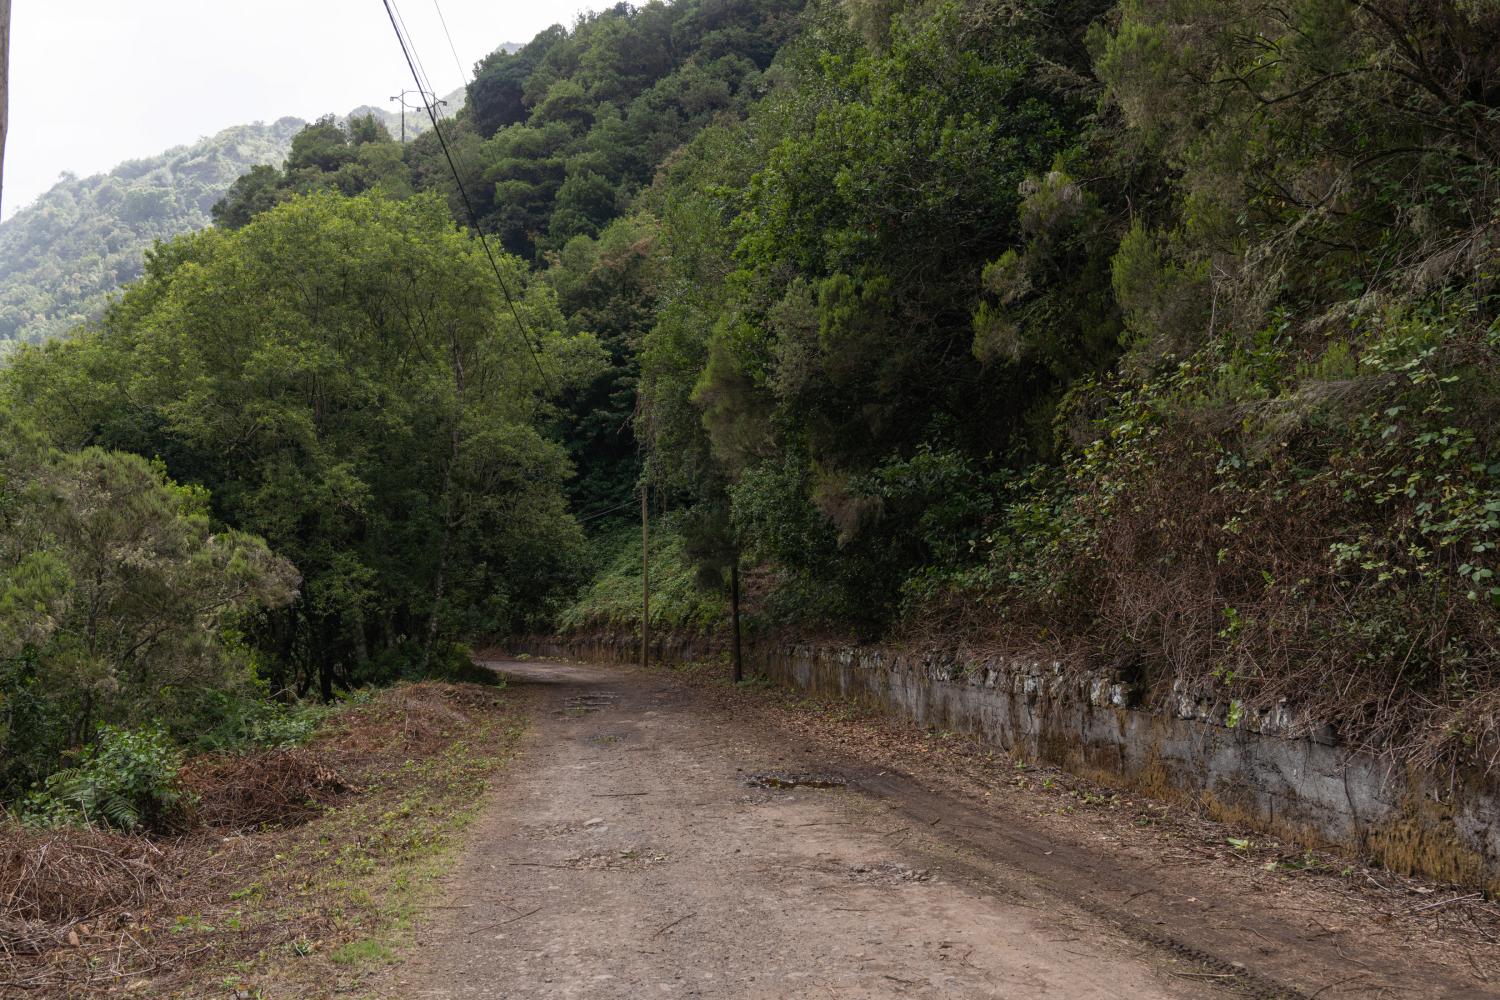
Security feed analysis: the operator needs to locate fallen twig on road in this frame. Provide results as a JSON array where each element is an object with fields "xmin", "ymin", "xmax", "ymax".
[
  {"xmin": 467, "ymin": 907, "xmax": 543, "ymax": 935},
  {"xmin": 651, "ymin": 912, "xmax": 696, "ymax": 938}
]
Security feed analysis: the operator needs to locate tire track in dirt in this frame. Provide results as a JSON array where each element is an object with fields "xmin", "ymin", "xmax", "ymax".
[{"xmin": 382, "ymin": 659, "xmax": 1221, "ymax": 999}]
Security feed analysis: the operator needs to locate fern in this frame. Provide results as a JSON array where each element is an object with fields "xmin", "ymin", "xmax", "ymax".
[{"xmin": 24, "ymin": 727, "xmax": 183, "ymax": 831}]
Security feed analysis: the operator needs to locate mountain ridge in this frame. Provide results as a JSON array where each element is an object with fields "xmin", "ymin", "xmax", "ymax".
[{"xmin": 0, "ymin": 91, "xmax": 463, "ymax": 345}]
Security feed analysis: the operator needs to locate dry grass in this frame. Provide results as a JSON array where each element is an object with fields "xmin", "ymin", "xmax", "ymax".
[
  {"xmin": 183, "ymin": 747, "xmax": 352, "ymax": 832},
  {"xmin": 0, "ymin": 680, "xmax": 530, "ymax": 998},
  {"xmin": 0, "ymin": 826, "xmax": 260, "ymax": 993}
]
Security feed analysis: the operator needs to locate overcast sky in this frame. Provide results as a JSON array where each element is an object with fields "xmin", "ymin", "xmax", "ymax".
[{"xmin": 3, "ymin": 0, "xmax": 592, "ymax": 219}]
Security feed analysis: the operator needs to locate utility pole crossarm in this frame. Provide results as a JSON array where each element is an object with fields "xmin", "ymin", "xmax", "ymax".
[{"xmin": 390, "ymin": 88, "xmax": 446, "ymax": 145}]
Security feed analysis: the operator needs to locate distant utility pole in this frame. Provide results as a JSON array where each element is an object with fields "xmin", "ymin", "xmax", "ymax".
[
  {"xmin": 389, "ymin": 89, "xmax": 444, "ymax": 144},
  {"xmin": 730, "ymin": 554, "xmax": 743, "ymax": 683},
  {"xmin": 641, "ymin": 482, "xmax": 651, "ymax": 669},
  {"xmin": 0, "ymin": 0, "xmax": 11, "ymax": 213}
]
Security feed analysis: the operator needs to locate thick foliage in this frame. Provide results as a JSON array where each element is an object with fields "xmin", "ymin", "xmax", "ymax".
[
  {"xmin": 546, "ymin": 215, "xmax": 664, "ymax": 520},
  {"xmin": 639, "ymin": 0, "xmax": 1116, "ymax": 626},
  {"xmin": 212, "ymin": 115, "xmax": 414, "ymax": 229},
  {"xmin": 23, "ymin": 726, "xmax": 187, "ymax": 832},
  {"xmin": 0, "ymin": 411, "xmax": 296, "ymax": 798},
  {"xmin": 558, "ymin": 520, "xmax": 728, "ymax": 635},
  {"xmin": 217, "ymin": 2, "xmax": 807, "ymax": 520},
  {"xmin": 945, "ymin": 0, "xmax": 1500, "ymax": 764},
  {"xmin": 3, "ymin": 192, "xmax": 602, "ymax": 703},
  {"xmin": 463, "ymin": 0, "xmax": 804, "ymax": 258},
  {"xmin": 628, "ymin": 0, "xmax": 1500, "ymax": 764}
]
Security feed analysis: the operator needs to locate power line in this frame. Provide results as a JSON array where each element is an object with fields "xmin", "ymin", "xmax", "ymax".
[
  {"xmin": 575, "ymin": 498, "xmax": 638, "ymax": 524},
  {"xmin": 424, "ymin": 0, "xmax": 480, "ymax": 211},
  {"xmin": 431, "ymin": 0, "xmax": 471, "ymax": 99},
  {"xmin": 392, "ymin": 0, "xmax": 441, "ymax": 111},
  {"xmin": 380, "ymin": 0, "xmax": 552, "ymax": 391}
]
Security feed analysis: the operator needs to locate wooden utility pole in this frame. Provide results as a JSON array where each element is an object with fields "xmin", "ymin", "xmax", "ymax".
[
  {"xmin": 730, "ymin": 553, "xmax": 743, "ymax": 683},
  {"xmin": 640, "ymin": 482, "xmax": 650, "ymax": 668},
  {"xmin": 0, "ymin": 0, "xmax": 11, "ymax": 212}
]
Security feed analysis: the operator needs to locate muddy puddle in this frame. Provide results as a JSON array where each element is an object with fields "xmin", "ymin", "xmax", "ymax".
[
  {"xmin": 746, "ymin": 772, "xmax": 846, "ymax": 790},
  {"xmin": 557, "ymin": 693, "xmax": 620, "ymax": 717}
]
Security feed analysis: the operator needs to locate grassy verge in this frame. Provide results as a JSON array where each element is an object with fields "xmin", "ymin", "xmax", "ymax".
[{"xmin": 0, "ymin": 681, "xmax": 532, "ymax": 999}]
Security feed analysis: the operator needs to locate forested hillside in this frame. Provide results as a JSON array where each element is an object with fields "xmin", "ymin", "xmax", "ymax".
[
  {"xmin": 3, "ymin": 0, "xmax": 1499, "ymax": 833},
  {"xmin": 211, "ymin": 0, "xmax": 803, "ymax": 517},
  {"xmin": 0, "ymin": 0, "xmax": 802, "ymax": 820},
  {"xmin": 0, "ymin": 96, "xmax": 461, "ymax": 347},
  {"xmin": 0, "ymin": 120, "xmax": 305, "ymax": 344},
  {"xmin": 627, "ymin": 0, "xmax": 1500, "ymax": 773}
]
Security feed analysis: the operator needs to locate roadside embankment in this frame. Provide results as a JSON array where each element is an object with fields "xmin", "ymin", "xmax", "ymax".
[{"xmin": 0, "ymin": 682, "xmax": 530, "ymax": 999}]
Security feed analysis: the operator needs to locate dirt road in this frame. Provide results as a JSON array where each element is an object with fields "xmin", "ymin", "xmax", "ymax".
[{"xmin": 386, "ymin": 659, "xmax": 1494, "ymax": 999}]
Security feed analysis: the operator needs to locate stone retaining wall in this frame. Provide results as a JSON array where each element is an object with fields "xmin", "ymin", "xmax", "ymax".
[{"xmin": 514, "ymin": 632, "xmax": 1500, "ymax": 894}]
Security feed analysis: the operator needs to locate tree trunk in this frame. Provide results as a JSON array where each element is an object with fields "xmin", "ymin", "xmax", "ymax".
[
  {"xmin": 420, "ymin": 438, "xmax": 456, "ymax": 675},
  {"xmin": 352, "ymin": 608, "xmax": 370, "ymax": 671},
  {"xmin": 730, "ymin": 554, "xmax": 743, "ymax": 684},
  {"xmin": 420, "ymin": 555, "xmax": 448, "ymax": 672},
  {"xmin": 72, "ymin": 693, "xmax": 94, "ymax": 751},
  {"xmin": 318, "ymin": 616, "xmax": 334, "ymax": 702},
  {"xmin": 422, "ymin": 339, "xmax": 468, "ymax": 675},
  {"xmin": 269, "ymin": 602, "xmax": 298, "ymax": 699}
]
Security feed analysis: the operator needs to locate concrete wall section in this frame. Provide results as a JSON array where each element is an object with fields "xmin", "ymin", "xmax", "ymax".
[{"xmin": 516, "ymin": 633, "xmax": 1500, "ymax": 894}]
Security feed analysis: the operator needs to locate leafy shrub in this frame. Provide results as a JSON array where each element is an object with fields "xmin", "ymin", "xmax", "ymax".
[
  {"xmin": 191, "ymin": 690, "xmax": 330, "ymax": 753},
  {"xmin": 24, "ymin": 727, "xmax": 187, "ymax": 832},
  {"xmin": 245, "ymin": 703, "xmax": 330, "ymax": 747},
  {"xmin": 349, "ymin": 639, "xmax": 501, "ymax": 689},
  {"xmin": 0, "ymin": 650, "xmax": 80, "ymax": 801}
]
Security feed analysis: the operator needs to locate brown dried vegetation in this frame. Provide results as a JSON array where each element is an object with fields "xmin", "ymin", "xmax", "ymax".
[
  {"xmin": 0, "ymin": 681, "xmax": 523, "ymax": 997},
  {"xmin": 182, "ymin": 748, "xmax": 352, "ymax": 832}
]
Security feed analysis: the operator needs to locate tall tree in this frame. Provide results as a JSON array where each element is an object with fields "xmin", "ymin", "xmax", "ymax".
[
  {"xmin": 0, "ymin": 408, "xmax": 298, "ymax": 796},
  {"xmin": 4, "ymin": 192, "xmax": 605, "ymax": 696}
]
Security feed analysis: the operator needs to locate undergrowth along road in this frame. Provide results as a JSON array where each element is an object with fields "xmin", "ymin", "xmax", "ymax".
[{"xmin": 0, "ymin": 682, "xmax": 533, "ymax": 998}]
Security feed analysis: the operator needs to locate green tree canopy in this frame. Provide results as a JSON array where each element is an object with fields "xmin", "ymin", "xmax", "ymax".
[
  {"xmin": 0, "ymin": 408, "xmax": 296, "ymax": 796},
  {"xmin": 5, "ymin": 192, "xmax": 604, "ymax": 698}
]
